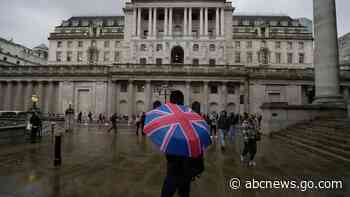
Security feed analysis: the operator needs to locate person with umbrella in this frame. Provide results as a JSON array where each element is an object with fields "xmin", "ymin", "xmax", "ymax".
[{"xmin": 144, "ymin": 91, "xmax": 212, "ymax": 197}]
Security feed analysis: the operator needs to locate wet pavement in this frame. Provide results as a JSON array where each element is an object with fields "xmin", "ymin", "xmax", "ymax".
[{"xmin": 0, "ymin": 124, "xmax": 349, "ymax": 197}]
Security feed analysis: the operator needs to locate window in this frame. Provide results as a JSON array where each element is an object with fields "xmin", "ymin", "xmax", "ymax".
[
  {"xmin": 67, "ymin": 41, "xmax": 73, "ymax": 48},
  {"xmin": 140, "ymin": 44, "xmax": 147, "ymax": 51},
  {"xmin": 287, "ymin": 41, "xmax": 293, "ymax": 50},
  {"xmin": 16, "ymin": 61, "xmax": 20, "ymax": 64},
  {"xmin": 235, "ymin": 41, "xmax": 241, "ymax": 49},
  {"xmin": 57, "ymin": 41, "xmax": 62, "ymax": 48},
  {"xmin": 247, "ymin": 52, "xmax": 253, "ymax": 64},
  {"xmin": 209, "ymin": 59, "xmax": 216, "ymax": 66},
  {"xmin": 193, "ymin": 59, "xmax": 199, "ymax": 65},
  {"xmin": 235, "ymin": 52, "xmax": 241, "ymax": 63},
  {"xmin": 275, "ymin": 41, "xmax": 281, "ymax": 49},
  {"xmin": 77, "ymin": 51, "xmax": 83, "ymax": 62},
  {"xmin": 210, "ymin": 85, "xmax": 218, "ymax": 94},
  {"xmin": 78, "ymin": 41, "xmax": 83, "ymax": 48},
  {"xmin": 227, "ymin": 84, "xmax": 235, "ymax": 94},
  {"xmin": 299, "ymin": 53, "xmax": 305, "ymax": 64},
  {"xmin": 275, "ymin": 53, "xmax": 281, "ymax": 64},
  {"xmin": 104, "ymin": 51, "xmax": 110, "ymax": 62},
  {"xmin": 246, "ymin": 41, "xmax": 253, "ymax": 49},
  {"xmin": 66, "ymin": 51, "xmax": 72, "ymax": 62},
  {"xmin": 156, "ymin": 58, "xmax": 162, "ymax": 65},
  {"xmin": 298, "ymin": 42, "xmax": 304, "ymax": 50},
  {"xmin": 56, "ymin": 51, "xmax": 62, "ymax": 62},
  {"xmin": 287, "ymin": 53, "xmax": 293, "ymax": 64},
  {"xmin": 115, "ymin": 41, "xmax": 120, "ymax": 48},
  {"xmin": 156, "ymin": 44, "xmax": 163, "ymax": 52},
  {"xmin": 209, "ymin": 44, "xmax": 216, "ymax": 52},
  {"xmin": 114, "ymin": 51, "xmax": 120, "ymax": 62},
  {"xmin": 192, "ymin": 86, "xmax": 201, "ymax": 94},
  {"xmin": 137, "ymin": 84, "xmax": 144, "ymax": 92},
  {"xmin": 120, "ymin": 83, "xmax": 128, "ymax": 92},
  {"xmin": 193, "ymin": 44, "xmax": 199, "ymax": 52},
  {"xmin": 140, "ymin": 58, "xmax": 147, "ymax": 64},
  {"xmin": 3, "ymin": 57, "xmax": 7, "ymax": 61},
  {"xmin": 104, "ymin": 40, "xmax": 110, "ymax": 48}
]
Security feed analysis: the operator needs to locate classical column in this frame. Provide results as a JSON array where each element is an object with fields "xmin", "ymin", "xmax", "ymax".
[
  {"xmin": 189, "ymin": 8, "xmax": 192, "ymax": 37},
  {"xmin": 221, "ymin": 8, "xmax": 225, "ymax": 37},
  {"xmin": 0, "ymin": 82, "xmax": 3, "ymax": 110},
  {"xmin": 216, "ymin": 8, "xmax": 220, "ymax": 36},
  {"xmin": 106, "ymin": 80, "xmax": 115, "ymax": 117},
  {"xmin": 221, "ymin": 82, "xmax": 228, "ymax": 111},
  {"xmin": 128, "ymin": 80, "xmax": 134, "ymax": 119},
  {"xmin": 115, "ymin": 81, "xmax": 120, "ymax": 115},
  {"xmin": 145, "ymin": 80, "xmax": 152, "ymax": 111},
  {"xmin": 133, "ymin": 8, "xmax": 137, "ymax": 36},
  {"xmin": 184, "ymin": 8, "xmax": 188, "ymax": 36},
  {"xmin": 203, "ymin": 81, "xmax": 209, "ymax": 114},
  {"xmin": 169, "ymin": 8, "xmax": 173, "ymax": 36},
  {"xmin": 313, "ymin": 0, "xmax": 343, "ymax": 104},
  {"xmin": 15, "ymin": 81, "xmax": 23, "ymax": 110},
  {"xmin": 185, "ymin": 81, "xmax": 191, "ymax": 106},
  {"xmin": 164, "ymin": 8, "xmax": 168, "ymax": 36},
  {"xmin": 153, "ymin": 8, "xmax": 157, "ymax": 38},
  {"xmin": 204, "ymin": 8, "xmax": 208, "ymax": 36},
  {"xmin": 148, "ymin": 8, "xmax": 153, "ymax": 38},
  {"xmin": 137, "ymin": 8, "xmax": 142, "ymax": 37},
  {"xmin": 199, "ymin": 8, "xmax": 203, "ymax": 36},
  {"xmin": 24, "ymin": 81, "xmax": 33, "ymax": 111},
  {"xmin": 5, "ymin": 82, "xmax": 12, "ymax": 110}
]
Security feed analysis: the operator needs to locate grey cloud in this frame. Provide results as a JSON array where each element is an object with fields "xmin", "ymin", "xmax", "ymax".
[{"xmin": 0, "ymin": 0, "xmax": 349, "ymax": 48}]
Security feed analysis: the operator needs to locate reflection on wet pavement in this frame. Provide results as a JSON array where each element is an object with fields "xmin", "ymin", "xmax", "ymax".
[{"xmin": 0, "ymin": 125, "xmax": 349, "ymax": 197}]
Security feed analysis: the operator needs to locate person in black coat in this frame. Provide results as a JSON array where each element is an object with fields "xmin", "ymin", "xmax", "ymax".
[
  {"xmin": 140, "ymin": 112, "xmax": 146, "ymax": 136},
  {"xmin": 30, "ymin": 112, "xmax": 42, "ymax": 143}
]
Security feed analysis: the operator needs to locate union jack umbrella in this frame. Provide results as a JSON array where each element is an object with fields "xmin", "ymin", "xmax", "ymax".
[{"xmin": 144, "ymin": 103, "xmax": 212, "ymax": 158}]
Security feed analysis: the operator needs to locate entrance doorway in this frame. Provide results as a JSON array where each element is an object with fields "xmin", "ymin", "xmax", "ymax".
[
  {"xmin": 191, "ymin": 101, "xmax": 201, "ymax": 114},
  {"xmin": 171, "ymin": 46, "xmax": 184, "ymax": 64}
]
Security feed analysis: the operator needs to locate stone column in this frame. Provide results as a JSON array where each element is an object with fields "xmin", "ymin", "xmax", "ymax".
[
  {"xmin": 115, "ymin": 81, "xmax": 120, "ymax": 115},
  {"xmin": 203, "ymin": 81, "xmax": 209, "ymax": 114},
  {"xmin": 24, "ymin": 81, "xmax": 33, "ymax": 111},
  {"xmin": 133, "ymin": 8, "xmax": 137, "ymax": 36},
  {"xmin": 15, "ymin": 81, "xmax": 23, "ymax": 111},
  {"xmin": 148, "ymin": 8, "xmax": 153, "ymax": 38},
  {"xmin": 189, "ymin": 8, "xmax": 192, "ymax": 37},
  {"xmin": 145, "ymin": 80, "xmax": 152, "ymax": 111},
  {"xmin": 137, "ymin": 8, "xmax": 142, "ymax": 37},
  {"xmin": 221, "ymin": 8, "xmax": 225, "ymax": 37},
  {"xmin": 199, "ymin": 8, "xmax": 203, "ymax": 36},
  {"xmin": 216, "ymin": 8, "xmax": 220, "ymax": 37},
  {"xmin": 221, "ymin": 82, "xmax": 228, "ymax": 111},
  {"xmin": 5, "ymin": 82, "xmax": 12, "ymax": 110},
  {"xmin": 313, "ymin": 0, "xmax": 343, "ymax": 104},
  {"xmin": 106, "ymin": 80, "xmax": 115, "ymax": 117},
  {"xmin": 184, "ymin": 8, "xmax": 188, "ymax": 36},
  {"xmin": 128, "ymin": 80, "xmax": 134, "ymax": 119},
  {"xmin": 0, "ymin": 82, "xmax": 3, "ymax": 110},
  {"xmin": 164, "ymin": 8, "xmax": 168, "ymax": 36},
  {"xmin": 169, "ymin": 8, "xmax": 173, "ymax": 36},
  {"xmin": 185, "ymin": 81, "xmax": 191, "ymax": 106},
  {"xmin": 47, "ymin": 81, "xmax": 55, "ymax": 113},
  {"xmin": 153, "ymin": 8, "xmax": 157, "ymax": 38},
  {"xmin": 204, "ymin": 8, "xmax": 208, "ymax": 36}
]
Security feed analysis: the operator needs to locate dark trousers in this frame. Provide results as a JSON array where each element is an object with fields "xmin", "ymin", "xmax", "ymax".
[
  {"xmin": 242, "ymin": 139, "xmax": 257, "ymax": 161},
  {"xmin": 31, "ymin": 127, "xmax": 39, "ymax": 143},
  {"xmin": 141, "ymin": 124, "xmax": 145, "ymax": 136},
  {"xmin": 161, "ymin": 175, "xmax": 191, "ymax": 197},
  {"xmin": 136, "ymin": 122, "xmax": 140, "ymax": 135}
]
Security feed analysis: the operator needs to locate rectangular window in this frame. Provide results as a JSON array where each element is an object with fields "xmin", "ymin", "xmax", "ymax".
[
  {"xmin": 104, "ymin": 40, "xmax": 110, "ymax": 48},
  {"xmin": 235, "ymin": 41, "xmax": 241, "ymax": 49},
  {"xmin": 287, "ymin": 41, "xmax": 293, "ymax": 50},
  {"xmin": 156, "ymin": 44, "xmax": 163, "ymax": 52},
  {"xmin": 140, "ymin": 44, "xmax": 147, "ymax": 52},
  {"xmin": 192, "ymin": 86, "xmax": 201, "ymax": 94},
  {"xmin": 287, "ymin": 53, "xmax": 293, "ymax": 64},
  {"xmin": 209, "ymin": 44, "xmax": 216, "ymax": 52},
  {"xmin": 115, "ymin": 41, "xmax": 120, "ymax": 48},
  {"xmin": 57, "ymin": 41, "xmax": 62, "ymax": 48},
  {"xmin": 156, "ymin": 58, "xmax": 162, "ymax": 65},
  {"xmin": 299, "ymin": 53, "xmax": 305, "ymax": 64},
  {"xmin": 193, "ymin": 59, "xmax": 199, "ymax": 65},
  {"xmin": 209, "ymin": 59, "xmax": 216, "ymax": 66},
  {"xmin": 140, "ymin": 58, "xmax": 147, "ymax": 64},
  {"xmin": 56, "ymin": 51, "xmax": 62, "ymax": 62},
  {"xmin": 275, "ymin": 53, "xmax": 281, "ymax": 64},
  {"xmin": 247, "ymin": 52, "xmax": 253, "ymax": 64},
  {"xmin": 78, "ymin": 41, "xmax": 83, "ymax": 48},
  {"xmin": 210, "ymin": 85, "xmax": 218, "ymax": 94},
  {"xmin": 193, "ymin": 44, "xmax": 199, "ymax": 52},
  {"xmin": 67, "ymin": 41, "xmax": 73, "ymax": 48},
  {"xmin": 247, "ymin": 41, "xmax": 253, "ymax": 49},
  {"xmin": 77, "ymin": 51, "xmax": 83, "ymax": 62},
  {"xmin": 104, "ymin": 51, "xmax": 110, "ymax": 62},
  {"xmin": 275, "ymin": 41, "xmax": 281, "ymax": 49},
  {"xmin": 137, "ymin": 84, "xmax": 144, "ymax": 92},
  {"xmin": 235, "ymin": 52, "xmax": 241, "ymax": 63},
  {"xmin": 114, "ymin": 51, "xmax": 120, "ymax": 62},
  {"xmin": 120, "ymin": 83, "xmax": 128, "ymax": 93},
  {"xmin": 227, "ymin": 85, "xmax": 235, "ymax": 94},
  {"xmin": 298, "ymin": 42, "xmax": 304, "ymax": 50},
  {"xmin": 66, "ymin": 51, "xmax": 72, "ymax": 62}
]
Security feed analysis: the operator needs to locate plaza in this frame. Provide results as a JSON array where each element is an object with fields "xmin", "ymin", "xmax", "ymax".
[{"xmin": 0, "ymin": 124, "xmax": 349, "ymax": 197}]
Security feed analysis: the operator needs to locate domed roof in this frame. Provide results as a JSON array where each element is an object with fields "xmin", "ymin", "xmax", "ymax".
[{"xmin": 33, "ymin": 44, "xmax": 48, "ymax": 50}]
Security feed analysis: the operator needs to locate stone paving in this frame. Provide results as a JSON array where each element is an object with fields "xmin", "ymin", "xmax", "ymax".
[{"xmin": 0, "ymin": 124, "xmax": 349, "ymax": 197}]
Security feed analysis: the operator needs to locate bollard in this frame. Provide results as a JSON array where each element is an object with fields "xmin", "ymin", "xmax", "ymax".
[
  {"xmin": 54, "ymin": 129, "xmax": 62, "ymax": 167},
  {"xmin": 51, "ymin": 122, "xmax": 56, "ymax": 143}
]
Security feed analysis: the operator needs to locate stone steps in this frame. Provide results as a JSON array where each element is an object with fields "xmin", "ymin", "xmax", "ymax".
[{"xmin": 293, "ymin": 125, "xmax": 350, "ymax": 138}]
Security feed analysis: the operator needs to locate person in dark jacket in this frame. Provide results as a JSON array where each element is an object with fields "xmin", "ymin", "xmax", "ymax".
[
  {"xmin": 108, "ymin": 113, "xmax": 118, "ymax": 133},
  {"xmin": 217, "ymin": 110, "xmax": 229, "ymax": 150},
  {"xmin": 161, "ymin": 91, "xmax": 205, "ymax": 197},
  {"xmin": 140, "ymin": 112, "xmax": 146, "ymax": 136},
  {"xmin": 30, "ymin": 112, "xmax": 42, "ymax": 143},
  {"xmin": 228, "ymin": 112, "xmax": 239, "ymax": 143}
]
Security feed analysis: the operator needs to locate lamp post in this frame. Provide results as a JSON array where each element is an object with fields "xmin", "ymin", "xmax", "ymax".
[
  {"xmin": 30, "ymin": 94, "xmax": 40, "ymax": 114},
  {"xmin": 152, "ymin": 83, "xmax": 175, "ymax": 104}
]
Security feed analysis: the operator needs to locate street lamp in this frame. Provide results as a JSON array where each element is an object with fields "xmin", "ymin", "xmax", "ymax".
[
  {"xmin": 31, "ymin": 94, "xmax": 39, "ymax": 113},
  {"xmin": 152, "ymin": 83, "xmax": 175, "ymax": 103}
]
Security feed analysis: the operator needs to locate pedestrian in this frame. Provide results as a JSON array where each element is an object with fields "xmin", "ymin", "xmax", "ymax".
[
  {"xmin": 217, "ymin": 110, "xmax": 229, "ymax": 150},
  {"xmin": 88, "ymin": 112, "xmax": 93, "ymax": 123},
  {"xmin": 209, "ymin": 112, "xmax": 218, "ymax": 138},
  {"xmin": 228, "ymin": 112, "xmax": 238, "ymax": 143},
  {"xmin": 77, "ymin": 112, "xmax": 82, "ymax": 123},
  {"xmin": 160, "ymin": 91, "xmax": 205, "ymax": 197},
  {"xmin": 108, "ymin": 113, "xmax": 118, "ymax": 133},
  {"xmin": 241, "ymin": 115, "xmax": 259, "ymax": 167},
  {"xmin": 140, "ymin": 112, "xmax": 146, "ymax": 136},
  {"xmin": 135, "ymin": 114, "xmax": 141, "ymax": 136},
  {"xmin": 30, "ymin": 112, "xmax": 42, "ymax": 143}
]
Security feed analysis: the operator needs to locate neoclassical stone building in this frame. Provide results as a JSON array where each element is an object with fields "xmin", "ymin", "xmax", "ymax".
[{"xmin": 0, "ymin": 0, "xmax": 349, "ymax": 119}]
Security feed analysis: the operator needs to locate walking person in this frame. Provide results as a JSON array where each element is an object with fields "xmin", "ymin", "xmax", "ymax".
[
  {"xmin": 30, "ymin": 112, "xmax": 42, "ymax": 143},
  {"xmin": 135, "ymin": 114, "xmax": 141, "ymax": 136},
  {"xmin": 140, "ymin": 112, "xmax": 146, "ymax": 136},
  {"xmin": 228, "ymin": 112, "xmax": 238, "ymax": 144},
  {"xmin": 209, "ymin": 112, "xmax": 218, "ymax": 138},
  {"xmin": 77, "ymin": 112, "xmax": 82, "ymax": 123},
  {"xmin": 240, "ymin": 115, "xmax": 259, "ymax": 167},
  {"xmin": 98, "ymin": 113, "xmax": 103, "ymax": 124},
  {"xmin": 88, "ymin": 112, "xmax": 93, "ymax": 123},
  {"xmin": 217, "ymin": 111, "xmax": 229, "ymax": 150},
  {"xmin": 108, "ymin": 113, "xmax": 118, "ymax": 133}
]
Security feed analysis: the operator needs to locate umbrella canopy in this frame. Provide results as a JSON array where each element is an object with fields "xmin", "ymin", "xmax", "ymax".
[{"xmin": 144, "ymin": 103, "xmax": 212, "ymax": 158}]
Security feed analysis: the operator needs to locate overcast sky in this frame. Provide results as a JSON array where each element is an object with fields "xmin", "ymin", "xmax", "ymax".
[{"xmin": 0, "ymin": 0, "xmax": 349, "ymax": 48}]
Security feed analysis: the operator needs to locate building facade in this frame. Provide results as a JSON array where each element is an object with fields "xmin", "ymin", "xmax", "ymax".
[
  {"xmin": 0, "ymin": 0, "xmax": 349, "ymax": 119},
  {"xmin": 339, "ymin": 32, "xmax": 350, "ymax": 65}
]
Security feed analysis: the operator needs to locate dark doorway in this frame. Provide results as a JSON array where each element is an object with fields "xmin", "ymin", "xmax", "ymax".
[
  {"xmin": 153, "ymin": 101, "xmax": 162, "ymax": 109},
  {"xmin": 191, "ymin": 101, "xmax": 201, "ymax": 114},
  {"xmin": 171, "ymin": 46, "xmax": 184, "ymax": 64}
]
